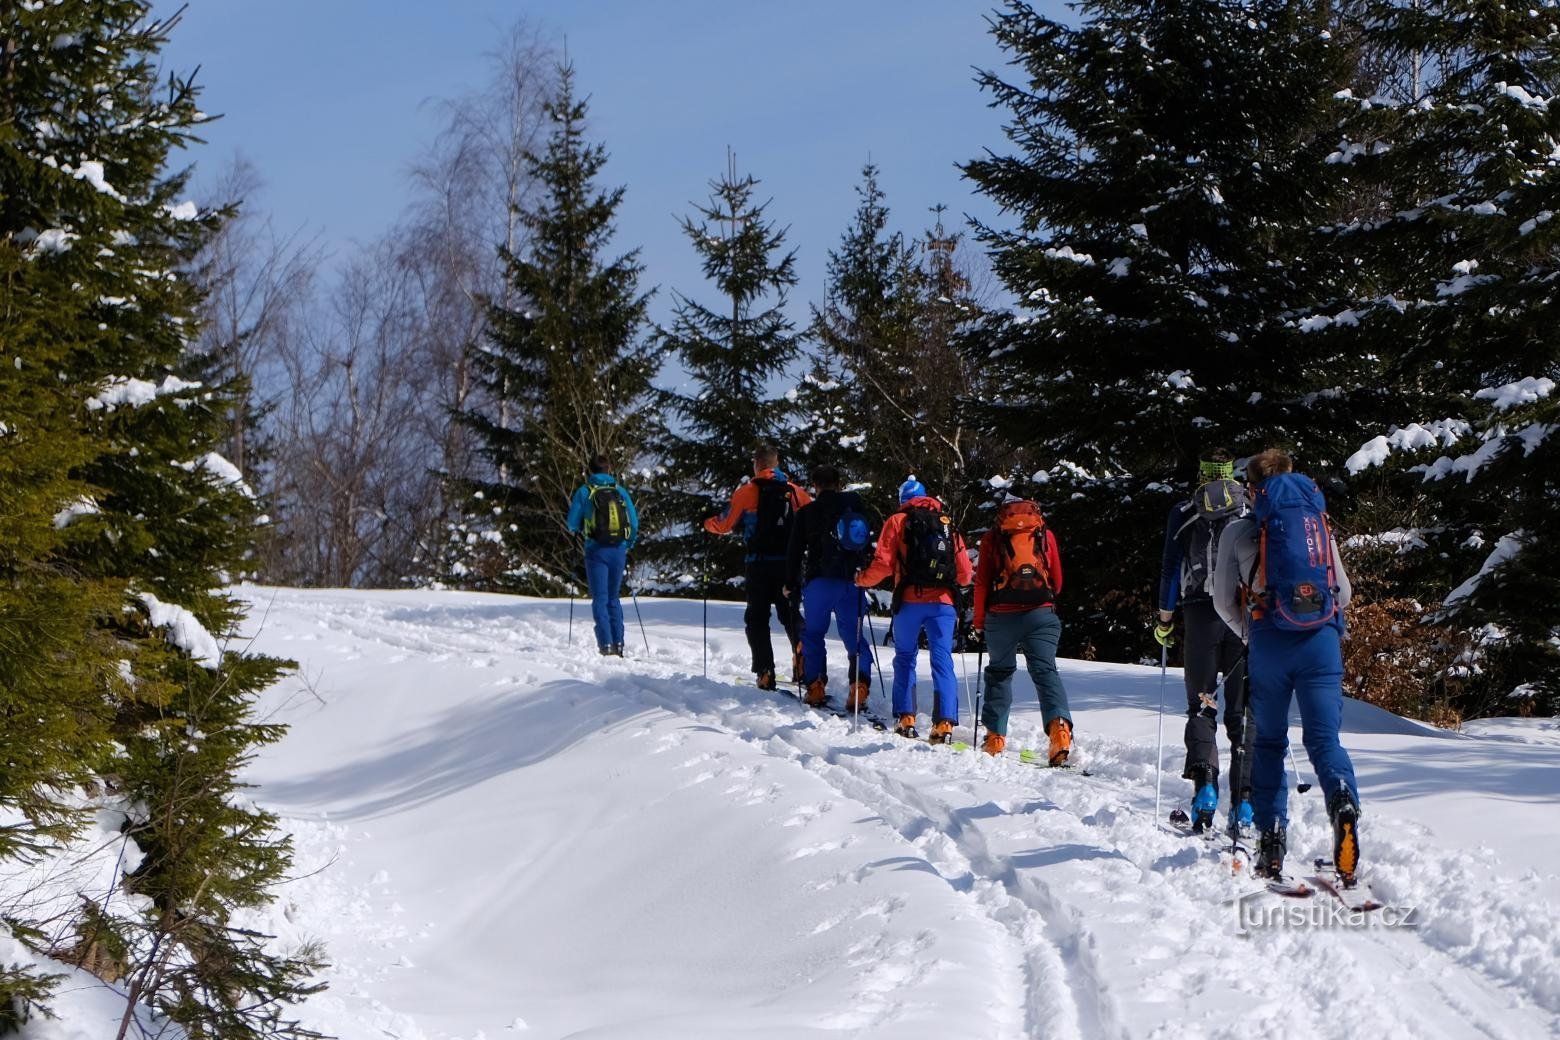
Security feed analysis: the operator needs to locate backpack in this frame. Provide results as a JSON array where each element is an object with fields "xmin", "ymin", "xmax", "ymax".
[
  {"xmin": 587, "ymin": 483, "xmax": 628, "ymax": 546},
  {"xmin": 899, "ymin": 504, "xmax": 957, "ymax": 592},
  {"xmin": 1176, "ymin": 478, "xmax": 1245, "ymax": 599},
  {"xmin": 989, "ymin": 500, "xmax": 1055, "ymax": 607},
  {"xmin": 1250, "ymin": 473, "xmax": 1339, "ymax": 631},
  {"xmin": 813, "ymin": 496, "xmax": 872, "ymax": 579},
  {"xmin": 748, "ymin": 477, "xmax": 795, "ymax": 557}
]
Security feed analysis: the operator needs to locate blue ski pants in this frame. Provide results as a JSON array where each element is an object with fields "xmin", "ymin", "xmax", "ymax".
[
  {"xmin": 800, "ymin": 577, "xmax": 872, "ymax": 684},
  {"xmin": 583, "ymin": 541, "xmax": 627, "ymax": 650},
  {"xmin": 981, "ymin": 607, "xmax": 1071, "ymax": 736},
  {"xmin": 1248, "ymin": 623, "xmax": 1359, "ymax": 830},
  {"xmin": 891, "ymin": 601, "xmax": 958, "ymax": 722}
]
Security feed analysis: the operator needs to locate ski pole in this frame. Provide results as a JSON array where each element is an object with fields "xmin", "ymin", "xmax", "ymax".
[
  {"xmin": 863, "ymin": 595, "xmax": 889, "ymax": 705},
  {"xmin": 628, "ymin": 564, "xmax": 649, "ymax": 655},
  {"xmin": 1154, "ymin": 642, "xmax": 1168, "ymax": 830},
  {"xmin": 972, "ymin": 646, "xmax": 985, "ymax": 753},
  {"xmin": 1288, "ymin": 741, "xmax": 1313, "ymax": 794},
  {"xmin": 568, "ymin": 591, "xmax": 575, "ymax": 645},
  {"xmin": 852, "ymin": 598, "xmax": 866, "ymax": 732},
  {"xmin": 701, "ymin": 568, "xmax": 709, "ymax": 679}
]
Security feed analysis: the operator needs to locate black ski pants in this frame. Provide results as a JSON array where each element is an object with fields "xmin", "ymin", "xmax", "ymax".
[
  {"xmin": 745, "ymin": 560, "xmax": 802, "ymax": 677},
  {"xmin": 1180, "ymin": 598, "xmax": 1253, "ymax": 799}
]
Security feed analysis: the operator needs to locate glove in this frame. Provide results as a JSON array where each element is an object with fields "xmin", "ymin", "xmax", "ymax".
[
  {"xmin": 1153, "ymin": 620, "xmax": 1176, "ymax": 648},
  {"xmin": 966, "ymin": 626, "xmax": 985, "ymax": 651},
  {"xmin": 956, "ymin": 585, "xmax": 974, "ymax": 612}
]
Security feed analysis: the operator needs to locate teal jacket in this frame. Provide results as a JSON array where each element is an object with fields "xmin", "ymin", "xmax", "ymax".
[{"xmin": 567, "ymin": 473, "xmax": 639, "ymax": 549}]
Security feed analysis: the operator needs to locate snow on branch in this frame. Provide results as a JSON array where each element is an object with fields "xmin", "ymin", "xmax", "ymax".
[
  {"xmin": 1444, "ymin": 532, "xmax": 1527, "ymax": 608},
  {"xmin": 1345, "ymin": 419, "xmax": 1472, "ymax": 474},
  {"xmin": 1474, "ymin": 376, "xmax": 1554, "ymax": 412},
  {"xmin": 137, "ymin": 592, "xmax": 223, "ymax": 669},
  {"xmin": 86, "ymin": 374, "xmax": 202, "ymax": 412}
]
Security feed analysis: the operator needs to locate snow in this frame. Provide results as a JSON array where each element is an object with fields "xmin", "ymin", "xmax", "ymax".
[
  {"xmin": 137, "ymin": 591, "xmax": 223, "ymax": 668},
  {"xmin": 1445, "ymin": 532, "xmax": 1527, "ymax": 607},
  {"xmin": 30, "ymin": 228, "xmax": 77, "ymax": 255},
  {"xmin": 1043, "ymin": 245, "xmax": 1095, "ymax": 266},
  {"xmin": 1496, "ymin": 81, "xmax": 1550, "ymax": 111},
  {"xmin": 86, "ymin": 374, "xmax": 202, "ymax": 412},
  {"xmin": 51, "ymin": 496, "xmax": 99, "ymax": 529},
  {"xmin": 175, "ymin": 451, "xmax": 253, "ymax": 495},
  {"xmin": 68, "ymin": 160, "xmax": 124, "ymax": 201},
  {"xmin": 1475, "ymin": 376, "xmax": 1555, "ymax": 412},
  {"xmin": 193, "ymin": 587, "xmax": 1560, "ymax": 1039},
  {"xmin": 1346, "ymin": 420, "xmax": 1472, "ymax": 474},
  {"xmin": 163, "ymin": 200, "xmax": 199, "ymax": 221}
]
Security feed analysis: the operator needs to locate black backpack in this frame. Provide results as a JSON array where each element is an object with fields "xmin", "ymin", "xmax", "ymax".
[
  {"xmin": 1176, "ymin": 478, "xmax": 1244, "ymax": 598},
  {"xmin": 899, "ymin": 504, "xmax": 957, "ymax": 592},
  {"xmin": 748, "ymin": 478, "xmax": 795, "ymax": 557},
  {"xmin": 588, "ymin": 483, "xmax": 629, "ymax": 546}
]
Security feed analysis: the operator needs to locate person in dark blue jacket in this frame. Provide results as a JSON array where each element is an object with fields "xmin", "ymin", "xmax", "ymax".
[
  {"xmin": 566, "ymin": 455, "xmax": 640, "ymax": 656},
  {"xmin": 1154, "ymin": 447, "xmax": 1253, "ymax": 833}
]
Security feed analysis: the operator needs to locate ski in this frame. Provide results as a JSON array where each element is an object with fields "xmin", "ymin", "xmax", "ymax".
[
  {"xmin": 1309, "ymin": 860, "xmax": 1383, "ymax": 912},
  {"xmin": 815, "ymin": 700, "xmax": 891, "ymax": 732},
  {"xmin": 945, "ymin": 741, "xmax": 1092, "ymax": 774}
]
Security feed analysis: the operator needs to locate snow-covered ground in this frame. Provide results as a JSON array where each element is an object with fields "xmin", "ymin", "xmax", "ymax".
[{"xmin": 19, "ymin": 586, "xmax": 1556, "ymax": 1038}]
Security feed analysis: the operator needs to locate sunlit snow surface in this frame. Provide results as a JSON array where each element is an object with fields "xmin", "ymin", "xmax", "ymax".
[{"xmin": 79, "ymin": 586, "xmax": 1557, "ymax": 1039}]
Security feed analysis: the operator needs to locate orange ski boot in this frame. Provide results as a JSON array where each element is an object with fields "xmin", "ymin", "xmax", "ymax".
[{"xmin": 1047, "ymin": 718, "xmax": 1073, "ymax": 767}]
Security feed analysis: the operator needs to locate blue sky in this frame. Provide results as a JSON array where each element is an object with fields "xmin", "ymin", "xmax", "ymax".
[{"xmin": 160, "ymin": 1, "xmax": 1063, "ymax": 323}]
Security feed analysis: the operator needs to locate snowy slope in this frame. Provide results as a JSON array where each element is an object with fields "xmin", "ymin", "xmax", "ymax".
[{"xmin": 230, "ymin": 586, "xmax": 1559, "ymax": 1040}]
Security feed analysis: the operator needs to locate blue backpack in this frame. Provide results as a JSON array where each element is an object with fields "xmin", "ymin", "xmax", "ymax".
[{"xmin": 1250, "ymin": 473, "xmax": 1339, "ymax": 631}]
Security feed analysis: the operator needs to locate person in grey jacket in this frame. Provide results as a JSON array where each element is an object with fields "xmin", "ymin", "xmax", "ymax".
[{"xmin": 1213, "ymin": 448, "xmax": 1361, "ymax": 884}]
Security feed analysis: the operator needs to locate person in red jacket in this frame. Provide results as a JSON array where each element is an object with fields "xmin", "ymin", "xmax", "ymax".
[
  {"xmin": 971, "ymin": 496, "xmax": 1074, "ymax": 765},
  {"xmin": 703, "ymin": 444, "xmax": 813, "ymax": 689},
  {"xmin": 855, "ymin": 477, "xmax": 973, "ymax": 742}
]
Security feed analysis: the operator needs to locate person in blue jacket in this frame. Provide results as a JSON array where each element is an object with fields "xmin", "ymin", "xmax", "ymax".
[{"xmin": 566, "ymin": 455, "xmax": 640, "ymax": 656}]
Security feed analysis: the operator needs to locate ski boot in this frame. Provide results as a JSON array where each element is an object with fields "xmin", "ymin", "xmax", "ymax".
[
  {"xmin": 598, "ymin": 644, "xmax": 612, "ymax": 656},
  {"xmin": 803, "ymin": 676, "xmax": 828, "ymax": 708},
  {"xmin": 1189, "ymin": 765, "xmax": 1219, "ymax": 834},
  {"xmin": 1231, "ymin": 798, "xmax": 1254, "ymax": 836},
  {"xmin": 1047, "ymin": 718, "xmax": 1073, "ymax": 767},
  {"xmin": 791, "ymin": 642, "xmax": 805, "ymax": 685},
  {"xmin": 981, "ymin": 732, "xmax": 1006, "ymax": 756},
  {"xmin": 1328, "ymin": 788, "xmax": 1362, "ymax": 887},
  {"xmin": 1254, "ymin": 824, "xmax": 1286, "ymax": 879},
  {"xmin": 755, "ymin": 670, "xmax": 778, "ymax": 692},
  {"xmin": 927, "ymin": 719, "xmax": 955, "ymax": 745},
  {"xmin": 894, "ymin": 714, "xmax": 918, "ymax": 739},
  {"xmin": 609, "ymin": 644, "xmax": 624, "ymax": 657},
  {"xmin": 844, "ymin": 679, "xmax": 871, "ymax": 712}
]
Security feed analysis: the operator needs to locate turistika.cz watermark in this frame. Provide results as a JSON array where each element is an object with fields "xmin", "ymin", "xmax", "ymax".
[{"xmin": 1230, "ymin": 890, "xmax": 1420, "ymax": 936}]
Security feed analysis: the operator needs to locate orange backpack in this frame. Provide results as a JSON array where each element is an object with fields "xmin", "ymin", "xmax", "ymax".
[{"xmin": 989, "ymin": 500, "xmax": 1055, "ymax": 606}]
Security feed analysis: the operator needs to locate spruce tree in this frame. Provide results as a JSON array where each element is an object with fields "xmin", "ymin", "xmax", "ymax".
[
  {"xmin": 650, "ymin": 155, "xmax": 802, "ymax": 585},
  {"xmin": 1, "ymin": 2, "xmax": 321, "ymax": 1033},
  {"xmin": 811, "ymin": 163, "xmax": 930, "ymax": 518},
  {"xmin": 451, "ymin": 63, "xmax": 658, "ymax": 592},
  {"xmin": 963, "ymin": 0, "xmax": 1357, "ymax": 657},
  {"xmin": 1335, "ymin": 2, "xmax": 1560, "ymax": 716}
]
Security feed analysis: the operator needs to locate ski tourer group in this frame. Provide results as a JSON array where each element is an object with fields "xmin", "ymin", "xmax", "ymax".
[{"xmin": 566, "ymin": 444, "xmax": 1364, "ymax": 886}]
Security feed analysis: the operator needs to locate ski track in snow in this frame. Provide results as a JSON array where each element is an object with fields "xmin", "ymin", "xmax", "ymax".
[{"xmin": 245, "ymin": 589, "xmax": 1560, "ymax": 1040}]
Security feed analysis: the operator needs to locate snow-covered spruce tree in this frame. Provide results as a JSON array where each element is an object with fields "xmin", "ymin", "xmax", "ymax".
[
  {"xmin": 2, "ymin": 3, "xmax": 322, "ymax": 1035},
  {"xmin": 1334, "ymin": 2, "xmax": 1560, "ymax": 717},
  {"xmin": 450, "ymin": 63, "xmax": 658, "ymax": 592},
  {"xmin": 648, "ymin": 155, "xmax": 802, "ymax": 588},
  {"xmin": 963, "ymin": 0, "xmax": 1358, "ymax": 659},
  {"xmin": 810, "ymin": 163, "xmax": 937, "ymax": 519}
]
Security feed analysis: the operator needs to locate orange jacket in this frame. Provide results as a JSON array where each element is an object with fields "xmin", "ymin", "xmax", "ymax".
[
  {"xmin": 703, "ymin": 469, "xmax": 813, "ymax": 559},
  {"xmin": 854, "ymin": 496, "xmax": 973, "ymax": 606}
]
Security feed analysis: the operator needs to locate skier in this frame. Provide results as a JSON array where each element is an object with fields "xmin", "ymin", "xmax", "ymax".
[
  {"xmin": 1154, "ymin": 447, "xmax": 1254, "ymax": 833},
  {"xmin": 703, "ymin": 444, "xmax": 812, "ymax": 690},
  {"xmin": 971, "ymin": 494, "xmax": 1074, "ymax": 765},
  {"xmin": 854, "ymin": 477, "xmax": 973, "ymax": 742},
  {"xmin": 784, "ymin": 464, "xmax": 873, "ymax": 710},
  {"xmin": 1213, "ymin": 448, "xmax": 1362, "ymax": 884},
  {"xmin": 565, "ymin": 454, "xmax": 640, "ymax": 656}
]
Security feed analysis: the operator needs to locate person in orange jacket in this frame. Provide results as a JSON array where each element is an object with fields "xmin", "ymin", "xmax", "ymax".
[
  {"xmin": 855, "ymin": 477, "xmax": 973, "ymax": 742},
  {"xmin": 971, "ymin": 496, "xmax": 1074, "ymax": 765},
  {"xmin": 703, "ymin": 444, "xmax": 813, "ymax": 689}
]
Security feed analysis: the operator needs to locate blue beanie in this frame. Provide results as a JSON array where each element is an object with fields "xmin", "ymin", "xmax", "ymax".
[{"xmin": 898, "ymin": 476, "xmax": 926, "ymax": 504}]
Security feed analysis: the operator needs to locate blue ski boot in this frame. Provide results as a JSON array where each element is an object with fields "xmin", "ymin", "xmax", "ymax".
[
  {"xmin": 1189, "ymin": 765, "xmax": 1219, "ymax": 834},
  {"xmin": 1232, "ymin": 798, "xmax": 1254, "ymax": 835}
]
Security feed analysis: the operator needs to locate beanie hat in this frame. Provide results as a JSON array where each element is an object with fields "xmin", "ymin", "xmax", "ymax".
[
  {"xmin": 898, "ymin": 476, "xmax": 927, "ymax": 503},
  {"xmin": 1198, "ymin": 458, "xmax": 1235, "ymax": 481}
]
